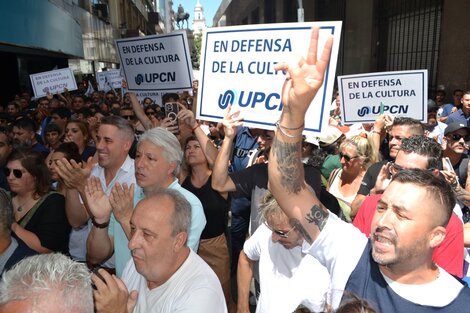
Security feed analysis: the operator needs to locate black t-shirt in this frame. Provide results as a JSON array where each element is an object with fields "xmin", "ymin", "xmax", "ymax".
[
  {"xmin": 19, "ymin": 192, "xmax": 71, "ymax": 254},
  {"xmin": 182, "ymin": 175, "xmax": 229, "ymax": 239},
  {"xmin": 357, "ymin": 160, "xmax": 388, "ymax": 196}
]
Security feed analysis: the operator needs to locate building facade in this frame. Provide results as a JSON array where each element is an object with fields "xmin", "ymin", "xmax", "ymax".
[
  {"xmin": 213, "ymin": 0, "xmax": 470, "ymax": 97},
  {"xmin": 0, "ymin": 0, "xmax": 172, "ymax": 104}
]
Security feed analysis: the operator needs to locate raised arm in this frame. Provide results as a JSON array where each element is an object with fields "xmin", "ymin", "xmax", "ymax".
[
  {"xmin": 178, "ymin": 105, "xmax": 219, "ymax": 166},
  {"xmin": 268, "ymin": 27, "xmax": 333, "ymax": 244},
  {"xmin": 211, "ymin": 105, "xmax": 243, "ymax": 193},
  {"xmin": 124, "ymin": 80, "xmax": 153, "ymax": 130}
]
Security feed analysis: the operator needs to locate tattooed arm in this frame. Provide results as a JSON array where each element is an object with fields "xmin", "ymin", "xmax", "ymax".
[{"xmin": 268, "ymin": 27, "xmax": 333, "ymax": 244}]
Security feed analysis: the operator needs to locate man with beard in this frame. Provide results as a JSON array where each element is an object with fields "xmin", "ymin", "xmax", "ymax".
[
  {"xmin": 441, "ymin": 123, "xmax": 470, "ymax": 187},
  {"xmin": 268, "ymin": 27, "xmax": 470, "ymax": 312},
  {"xmin": 12, "ymin": 117, "xmax": 48, "ymax": 157},
  {"xmin": 350, "ymin": 117, "xmax": 424, "ymax": 218}
]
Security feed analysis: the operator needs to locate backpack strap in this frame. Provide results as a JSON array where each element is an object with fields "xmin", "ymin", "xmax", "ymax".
[{"xmin": 19, "ymin": 192, "xmax": 60, "ymax": 228}]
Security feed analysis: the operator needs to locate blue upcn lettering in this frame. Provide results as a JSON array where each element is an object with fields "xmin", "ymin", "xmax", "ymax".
[
  {"xmin": 42, "ymin": 87, "xmax": 50, "ymax": 93},
  {"xmin": 218, "ymin": 90, "xmax": 236, "ymax": 109},
  {"xmin": 135, "ymin": 74, "xmax": 144, "ymax": 85},
  {"xmin": 357, "ymin": 106, "xmax": 371, "ymax": 117}
]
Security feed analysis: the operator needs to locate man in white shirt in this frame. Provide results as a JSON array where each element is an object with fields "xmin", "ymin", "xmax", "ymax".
[
  {"xmin": 92, "ymin": 188, "xmax": 226, "ymax": 313},
  {"xmin": 237, "ymin": 191, "xmax": 330, "ymax": 313}
]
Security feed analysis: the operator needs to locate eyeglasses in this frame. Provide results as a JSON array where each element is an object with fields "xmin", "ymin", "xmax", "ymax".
[
  {"xmin": 339, "ymin": 152, "xmax": 359, "ymax": 162},
  {"xmin": 388, "ymin": 162, "xmax": 435, "ymax": 176},
  {"xmin": 4, "ymin": 168, "xmax": 23, "ymax": 179},
  {"xmin": 264, "ymin": 222, "xmax": 296, "ymax": 238},
  {"xmin": 448, "ymin": 134, "xmax": 470, "ymax": 142}
]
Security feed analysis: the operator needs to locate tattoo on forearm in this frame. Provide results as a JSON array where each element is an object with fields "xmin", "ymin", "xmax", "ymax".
[
  {"xmin": 305, "ymin": 204, "xmax": 328, "ymax": 231},
  {"xmin": 290, "ymin": 218, "xmax": 313, "ymax": 244},
  {"xmin": 272, "ymin": 138, "xmax": 305, "ymax": 194}
]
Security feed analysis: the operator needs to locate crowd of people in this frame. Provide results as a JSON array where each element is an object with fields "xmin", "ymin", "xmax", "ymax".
[{"xmin": 1, "ymin": 27, "xmax": 470, "ymax": 312}]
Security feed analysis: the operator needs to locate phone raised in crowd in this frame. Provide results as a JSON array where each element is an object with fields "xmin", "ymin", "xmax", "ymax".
[
  {"xmin": 442, "ymin": 157, "xmax": 455, "ymax": 173},
  {"xmin": 165, "ymin": 102, "xmax": 180, "ymax": 134}
]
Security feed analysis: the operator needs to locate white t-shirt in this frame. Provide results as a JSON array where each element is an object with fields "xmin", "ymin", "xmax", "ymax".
[
  {"xmin": 244, "ymin": 224, "xmax": 330, "ymax": 313},
  {"xmin": 303, "ymin": 212, "xmax": 465, "ymax": 309},
  {"xmin": 122, "ymin": 250, "xmax": 227, "ymax": 313}
]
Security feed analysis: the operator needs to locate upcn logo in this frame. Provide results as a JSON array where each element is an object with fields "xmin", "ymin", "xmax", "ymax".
[
  {"xmin": 358, "ymin": 105, "xmax": 409, "ymax": 117},
  {"xmin": 135, "ymin": 72, "xmax": 176, "ymax": 85},
  {"xmin": 217, "ymin": 89, "xmax": 283, "ymax": 111}
]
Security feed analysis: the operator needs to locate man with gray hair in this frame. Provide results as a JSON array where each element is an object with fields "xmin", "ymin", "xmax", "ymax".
[
  {"xmin": 0, "ymin": 253, "xmax": 93, "ymax": 313},
  {"xmin": 0, "ymin": 188, "xmax": 36, "ymax": 276},
  {"xmin": 84, "ymin": 127, "xmax": 205, "ymax": 276},
  {"xmin": 93, "ymin": 189, "xmax": 226, "ymax": 313},
  {"xmin": 237, "ymin": 191, "xmax": 330, "ymax": 313}
]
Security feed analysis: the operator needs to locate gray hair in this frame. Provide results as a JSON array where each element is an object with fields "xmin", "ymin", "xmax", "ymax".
[
  {"xmin": 100, "ymin": 115, "xmax": 135, "ymax": 142},
  {"xmin": 139, "ymin": 127, "xmax": 183, "ymax": 176},
  {"xmin": 145, "ymin": 188, "xmax": 191, "ymax": 239},
  {"xmin": 0, "ymin": 189, "xmax": 12, "ymax": 236},
  {"xmin": 0, "ymin": 253, "xmax": 93, "ymax": 313},
  {"xmin": 258, "ymin": 190, "xmax": 287, "ymax": 225}
]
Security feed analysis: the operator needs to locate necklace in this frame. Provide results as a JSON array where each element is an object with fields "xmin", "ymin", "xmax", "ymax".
[{"xmin": 15, "ymin": 198, "xmax": 33, "ymax": 213}]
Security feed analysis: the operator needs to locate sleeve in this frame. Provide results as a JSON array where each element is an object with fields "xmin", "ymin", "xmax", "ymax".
[
  {"xmin": 243, "ymin": 224, "xmax": 268, "ymax": 261},
  {"xmin": 186, "ymin": 195, "xmax": 206, "ymax": 251},
  {"xmin": 28, "ymin": 193, "xmax": 71, "ymax": 253},
  {"xmin": 304, "ymin": 166, "xmax": 322, "ymax": 197},
  {"xmin": 302, "ymin": 212, "xmax": 368, "ymax": 308},
  {"xmin": 432, "ymin": 213, "xmax": 464, "ymax": 278},
  {"xmin": 229, "ymin": 164, "xmax": 264, "ymax": 199},
  {"xmin": 357, "ymin": 163, "xmax": 380, "ymax": 196}
]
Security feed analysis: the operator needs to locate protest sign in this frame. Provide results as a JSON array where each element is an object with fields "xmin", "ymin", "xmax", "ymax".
[
  {"xmin": 30, "ymin": 68, "xmax": 77, "ymax": 98},
  {"xmin": 197, "ymin": 22, "xmax": 342, "ymax": 135},
  {"xmin": 338, "ymin": 70, "xmax": 428, "ymax": 123},
  {"xmin": 116, "ymin": 31, "xmax": 193, "ymax": 91},
  {"xmin": 96, "ymin": 69, "xmax": 122, "ymax": 91}
]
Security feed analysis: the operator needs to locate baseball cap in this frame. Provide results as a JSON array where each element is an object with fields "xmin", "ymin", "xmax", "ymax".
[{"xmin": 444, "ymin": 122, "xmax": 470, "ymax": 136}]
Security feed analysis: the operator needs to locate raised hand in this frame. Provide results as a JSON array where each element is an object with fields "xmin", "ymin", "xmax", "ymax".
[
  {"xmin": 109, "ymin": 183, "xmax": 134, "ymax": 225},
  {"xmin": 55, "ymin": 156, "xmax": 95, "ymax": 192},
  {"xmin": 92, "ymin": 269, "xmax": 137, "ymax": 313},
  {"xmin": 274, "ymin": 27, "xmax": 333, "ymax": 119},
  {"xmin": 84, "ymin": 176, "xmax": 112, "ymax": 223},
  {"xmin": 222, "ymin": 105, "xmax": 244, "ymax": 141}
]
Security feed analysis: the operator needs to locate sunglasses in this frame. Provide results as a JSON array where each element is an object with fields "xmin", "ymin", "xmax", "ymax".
[
  {"xmin": 4, "ymin": 168, "xmax": 23, "ymax": 179},
  {"xmin": 448, "ymin": 134, "xmax": 470, "ymax": 142},
  {"xmin": 388, "ymin": 162, "xmax": 435, "ymax": 176},
  {"xmin": 146, "ymin": 111, "xmax": 156, "ymax": 116},
  {"xmin": 339, "ymin": 152, "xmax": 359, "ymax": 162},
  {"xmin": 264, "ymin": 222, "xmax": 296, "ymax": 238},
  {"xmin": 121, "ymin": 115, "xmax": 134, "ymax": 120}
]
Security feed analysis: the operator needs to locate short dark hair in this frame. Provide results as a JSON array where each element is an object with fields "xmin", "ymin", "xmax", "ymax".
[
  {"xmin": 162, "ymin": 93, "xmax": 179, "ymax": 104},
  {"xmin": 391, "ymin": 117, "xmax": 424, "ymax": 136},
  {"xmin": 51, "ymin": 107, "xmax": 71, "ymax": 120},
  {"xmin": 13, "ymin": 118, "xmax": 36, "ymax": 132},
  {"xmin": 54, "ymin": 142, "xmax": 82, "ymax": 164},
  {"xmin": 392, "ymin": 169, "xmax": 455, "ymax": 227},
  {"xmin": 399, "ymin": 136, "xmax": 442, "ymax": 170},
  {"xmin": 44, "ymin": 123, "xmax": 61, "ymax": 134}
]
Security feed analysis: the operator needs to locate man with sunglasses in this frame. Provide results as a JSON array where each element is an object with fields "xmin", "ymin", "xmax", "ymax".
[
  {"xmin": 353, "ymin": 136, "xmax": 464, "ymax": 277},
  {"xmin": 237, "ymin": 191, "xmax": 330, "ymax": 313},
  {"xmin": 442, "ymin": 123, "xmax": 470, "ymax": 187},
  {"xmin": 350, "ymin": 117, "xmax": 425, "ymax": 218}
]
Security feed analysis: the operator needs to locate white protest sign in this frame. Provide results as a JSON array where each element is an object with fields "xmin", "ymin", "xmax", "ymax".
[
  {"xmin": 30, "ymin": 68, "xmax": 77, "ymax": 98},
  {"xmin": 134, "ymin": 91, "xmax": 162, "ymax": 106},
  {"xmin": 338, "ymin": 70, "xmax": 428, "ymax": 123},
  {"xmin": 96, "ymin": 69, "xmax": 122, "ymax": 91},
  {"xmin": 116, "ymin": 31, "xmax": 193, "ymax": 91},
  {"xmin": 197, "ymin": 22, "xmax": 342, "ymax": 135}
]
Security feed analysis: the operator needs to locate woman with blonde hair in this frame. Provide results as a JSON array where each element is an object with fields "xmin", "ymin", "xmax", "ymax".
[{"xmin": 327, "ymin": 134, "xmax": 378, "ymax": 222}]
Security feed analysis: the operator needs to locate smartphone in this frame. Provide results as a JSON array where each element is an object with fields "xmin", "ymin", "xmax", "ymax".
[
  {"xmin": 442, "ymin": 157, "xmax": 455, "ymax": 173},
  {"xmin": 165, "ymin": 102, "xmax": 180, "ymax": 134}
]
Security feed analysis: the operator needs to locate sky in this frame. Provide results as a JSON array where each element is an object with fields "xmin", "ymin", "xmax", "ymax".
[{"xmin": 173, "ymin": 0, "xmax": 221, "ymax": 28}]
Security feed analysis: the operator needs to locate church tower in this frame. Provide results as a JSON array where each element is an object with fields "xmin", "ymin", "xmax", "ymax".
[{"xmin": 192, "ymin": 0, "xmax": 206, "ymax": 35}]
